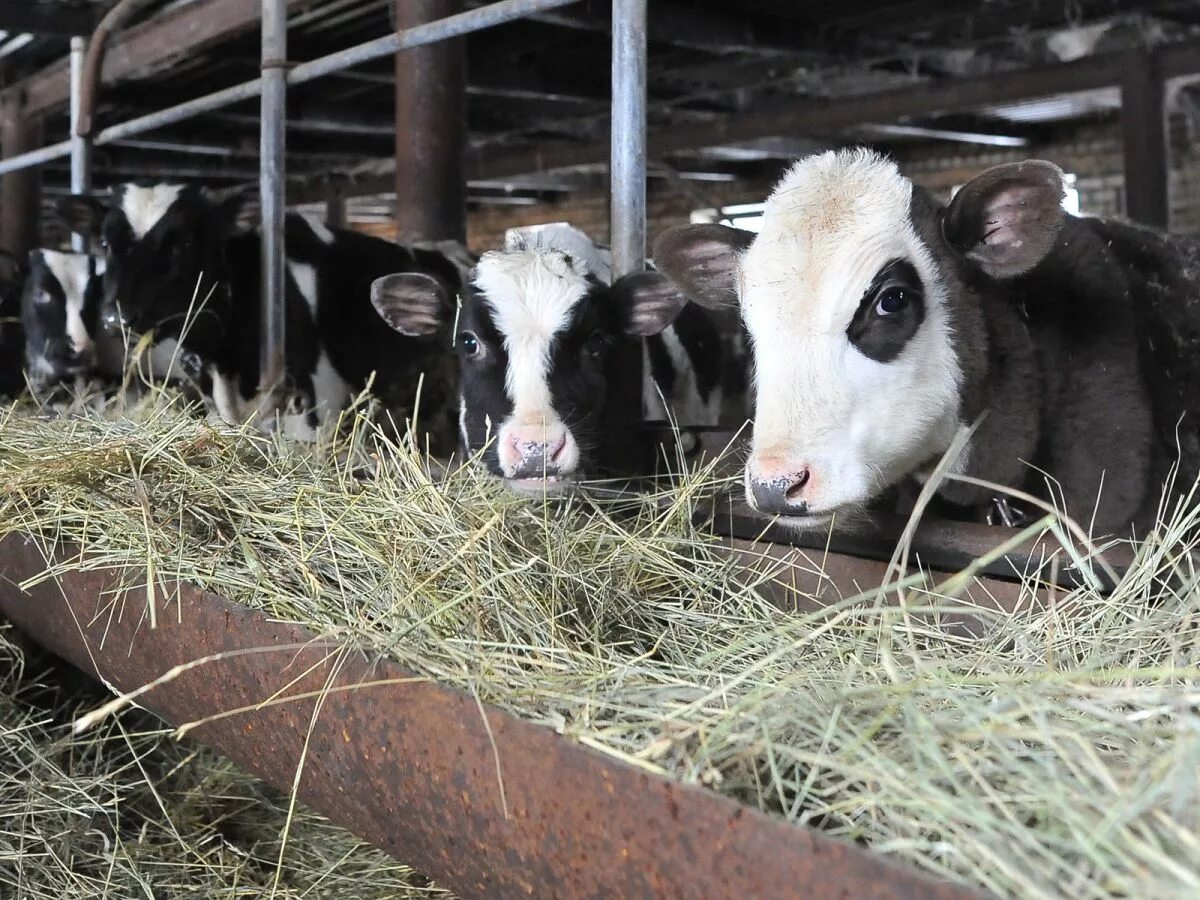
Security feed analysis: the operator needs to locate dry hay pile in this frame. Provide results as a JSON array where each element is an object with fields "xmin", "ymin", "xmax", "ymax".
[
  {"xmin": 0, "ymin": 395, "xmax": 1198, "ymax": 899},
  {"xmin": 0, "ymin": 622, "xmax": 451, "ymax": 898}
]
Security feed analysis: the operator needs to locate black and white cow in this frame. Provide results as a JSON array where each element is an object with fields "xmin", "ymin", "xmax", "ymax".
[
  {"xmin": 20, "ymin": 249, "xmax": 106, "ymax": 392},
  {"xmin": 370, "ymin": 223, "xmax": 731, "ymax": 493},
  {"xmin": 652, "ymin": 148, "xmax": 1200, "ymax": 536},
  {"xmin": 19, "ymin": 247, "xmax": 195, "ymax": 398},
  {"xmin": 57, "ymin": 183, "xmax": 465, "ymax": 444}
]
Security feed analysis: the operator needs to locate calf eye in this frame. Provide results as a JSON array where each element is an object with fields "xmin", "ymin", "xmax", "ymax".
[
  {"xmin": 875, "ymin": 287, "xmax": 908, "ymax": 317},
  {"xmin": 583, "ymin": 330, "xmax": 609, "ymax": 359},
  {"xmin": 458, "ymin": 331, "xmax": 482, "ymax": 358}
]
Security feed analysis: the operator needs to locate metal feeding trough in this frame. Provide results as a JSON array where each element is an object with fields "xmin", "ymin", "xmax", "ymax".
[{"xmin": 0, "ymin": 532, "xmax": 990, "ymax": 900}]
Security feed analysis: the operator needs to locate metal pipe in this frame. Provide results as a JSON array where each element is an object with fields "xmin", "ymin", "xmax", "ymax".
[
  {"xmin": 0, "ymin": 98, "xmax": 43, "ymax": 258},
  {"xmin": 0, "ymin": 0, "xmax": 581, "ymax": 177},
  {"xmin": 75, "ymin": 0, "xmax": 160, "ymax": 138},
  {"xmin": 394, "ymin": 0, "xmax": 467, "ymax": 244},
  {"xmin": 260, "ymin": 0, "xmax": 288, "ymax": 396},
  {"xmin": 0, "ymin": 533, "xmax": 985, "ymax": 900},
  {"xmin": 69, "ymin": 36, "xmax": 92, "ymax": 253},
  {"xmin": 610, "ymin": 0, "xmax": 647, "ymax": 277}
]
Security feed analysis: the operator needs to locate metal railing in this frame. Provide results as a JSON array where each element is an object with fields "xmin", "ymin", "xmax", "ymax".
[{"xmin": 0, "ymin": 0, "xmax": 648, "ymax": 396}]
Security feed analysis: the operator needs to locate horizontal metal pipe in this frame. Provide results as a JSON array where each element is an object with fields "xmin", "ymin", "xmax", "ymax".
[
  {"xmin": 0, "ymin": 533, "xmax": 985, "ymax": 900},
  {"xmin": 0, "ymin": 0, "xmax": 581, "ymax": 178}
]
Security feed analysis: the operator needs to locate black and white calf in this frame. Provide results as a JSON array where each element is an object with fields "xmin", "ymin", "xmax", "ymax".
[
  {"xmin": 653, "ymin": 148, "xmax": 1200, "ymax": 536},
  {"xmin": 20, "ymin": 250, "xmax": 106, "ymax": 391},
  {"xmin": 58, "ymin": 183, "xmax": 465, "ymax": 442},
  {"xmin": 371, "ymin": 223, "xmax": 729, "ymax": 492}
]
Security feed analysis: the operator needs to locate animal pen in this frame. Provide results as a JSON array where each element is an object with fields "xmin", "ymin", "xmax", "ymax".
[{"xmin": 0, "ymin": 2, "xmax": 1198, "ymax": 899}]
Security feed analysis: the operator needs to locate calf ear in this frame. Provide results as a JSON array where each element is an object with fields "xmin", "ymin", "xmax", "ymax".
[
  {"xmin": 651, "ymin": 223, "xmax": 753, "ymax": 309},
  {"xmin": 371, "ymin": 272, "xmax": 452, "ymax": 337},
  {"xmin": 56, "ymin": 195, "xmax": 108, "ymax": 240},
  {"xmin": 942, "ymin": 160, "xmax": 1066, "ymax": 279},
  {"xmin": 612, "ymin": 270, "xmax": 690, "ymax": 337}
]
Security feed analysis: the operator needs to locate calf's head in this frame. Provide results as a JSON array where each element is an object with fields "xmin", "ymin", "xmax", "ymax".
[
  {"xmin": 654, "ymin": 149, "xmax": 1066, "ymax": 526},
  {"xmin": 58, "ymin": 183, "xmax": 242, "ymax": 354},
  {"xmin": 21, "ymin": 250, "xmax": 104, "ymax": 390},
  {"xmin": 371, "ymin": 227, "xmax": 688, "ymax": 493}
]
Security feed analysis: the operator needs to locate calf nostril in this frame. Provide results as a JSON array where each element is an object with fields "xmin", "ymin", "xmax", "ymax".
[
  {"xmin": 786, "ymin": 469, "xmax": 810, "ymax": 500},
  {"xmin": 549, "ymin": 436, "xmax": 566, "ymax": 462}
]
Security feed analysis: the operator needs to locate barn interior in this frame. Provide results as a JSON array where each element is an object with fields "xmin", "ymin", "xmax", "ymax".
[
  {"xmin": 0, "ymin": 4, "xmax": 1199, "ymax": 900},
  {"xmin": 1, "ymin": 0, "xmax": 1198, "ymax": 254}
]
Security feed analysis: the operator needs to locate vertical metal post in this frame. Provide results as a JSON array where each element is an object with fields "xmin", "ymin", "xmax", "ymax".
[
  {"xmin": 610, "ymin": 0, "xmax": 649, "ymax": 448},
  {"xmin": 610, "ymin": 0, "xmax": 647, "ymax": 277},
  {"xmin": 394, "ymin": 0, "xmax": 467, "ymax": 244},
  {"xmin": 260, "ymin": 0, "xmax": 288, "ymax": 394},
  {"xmin": 0, "ymin": 96, "xmax": 43, "ymax": 260},
  {"xmin": 1121, "ymin": 52, "xmax": 1168, "ymax": 229},
  {"xmin": 69, "ymin": 36, "xmax": 92, "ymax": 253},
  {"xmin": 325, "ymin": 188, "xmax": 347, "ymax": 230}
]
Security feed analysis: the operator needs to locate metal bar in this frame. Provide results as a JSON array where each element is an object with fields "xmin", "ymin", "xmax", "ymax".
[
  {"xmin": 394, "ymin": 0, "xmax": 467, "ymax": 244},
  {"xmin": 1121, "ymin": 52, "xmax": 1168, "ymax": 229},
  {"xmin": 76, "ymin": 0, "xmax": 161, "ymax": 139},
  {"xmin": 0, "ymin": 98, "xmax": 42, "ymax": 257},
  {"xmin": 69, "ymin": 37, "xmax": 91, "ymax": 253},
  {"xmin": 260, "ymin": 0, "xmax": 287, "ymax": 396},
  {"xmin": 0, "ymin": 534, "xmax": 984, "ymax": 900},
  {"xmin": 0, "ymin": 0, "xmax": 582, "ymax": 178},
  {"xmin": 610, "ymin": 0, "xmax": 647, "ymax": 277}
]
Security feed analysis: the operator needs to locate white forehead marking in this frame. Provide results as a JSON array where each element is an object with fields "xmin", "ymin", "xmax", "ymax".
[
  {"xmin": 741, "ymin": 148, "xmax": 934, "ymax": 329},
  {"xmin": 39, "ymin": 250, "xmax": 103, "ymax": 356},
  {"xmin": 302, "ymin": 212, "xmax": 336, "ymax": 246},
  {"xmin": 287, "ymin": 260, "xmax": 319, "ymax": 315},
  {"xmin": 120, "ymin": 183, "xmax": 184, "ymax": 240},
  {"xmin": 503, "ymin": 223, "xmax": 612, "ymax": 284},
  {"xmin": 472, "ymin": 240, "xmax": 597, "ymax": 416}
]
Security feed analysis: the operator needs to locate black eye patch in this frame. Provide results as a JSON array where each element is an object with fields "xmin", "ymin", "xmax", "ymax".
[{"xmin": 846, "ymin": 259, "xmax": 926, "ymax": 363}]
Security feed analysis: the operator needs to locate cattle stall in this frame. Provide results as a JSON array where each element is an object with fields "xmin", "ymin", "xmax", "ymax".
[{"xmin": 0, "ymin": 2, "xmax": 1198, "ymax": 899}]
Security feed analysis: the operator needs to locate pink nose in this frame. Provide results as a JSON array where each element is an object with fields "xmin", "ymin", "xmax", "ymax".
[
  {"xmin": 747, "ymin": 453, "xmax": 813, "ymax": 516},
  {"xmin": 499, "ymin": 426, "xmax": 571, "ymax": 477}
]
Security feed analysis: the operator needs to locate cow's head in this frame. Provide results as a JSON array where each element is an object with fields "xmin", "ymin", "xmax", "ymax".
[
  {"xmin": 58, "ymin": 183, "xmax": 243, "ymax": 356},
  {"xmin": 653, "ymin": 149, "xmax": 1066, "ymax": 527},
  {"xmin": 371, "ymin": 224, "xmax": 689, "ymax": 493},
  {"xmin": 21, "ymin": 250, "xmax": 105, "ymax": 391}
]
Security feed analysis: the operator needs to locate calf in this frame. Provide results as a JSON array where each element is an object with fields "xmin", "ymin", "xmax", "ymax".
[
  {"xmin": 20, "ymin": 249, "xmax": 106, "ymax": 392},
  {"xmin": 652, "ymin": 148, "xmax": 1200, "ymax": 536},
  {"xmin": 57, "ymin": 183, "xmax": 464, "ymax": 444},
  {"xmin": 19, "ymin": 248, "xmax": 195, "ymax": 398},
  {"xmin": 370, "ymin": 223, "xmax": 730, "ymax": 493}
]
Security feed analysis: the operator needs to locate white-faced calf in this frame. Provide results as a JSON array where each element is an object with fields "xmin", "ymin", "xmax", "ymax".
[
  {"xmin": 20, "ymin": 250, "xmax": 106, "ymax": 392},
  {"xmin": 371, "ymin": 224, "xmax": 727, "ymax": 493},
  {"xmin": 654, "ymin": 148, "xmax": 1199, "ymax": 535}
]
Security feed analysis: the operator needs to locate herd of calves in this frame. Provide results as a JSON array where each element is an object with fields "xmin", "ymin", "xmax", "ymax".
[{"xmin": 5, "ymin": 148, "xmax": 1200, "ymax": 538}]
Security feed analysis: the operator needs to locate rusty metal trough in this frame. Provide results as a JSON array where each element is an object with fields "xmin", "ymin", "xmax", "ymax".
[{"xmin": 0, "ymin": 528, "xmax": 1002, "ymax": 900}]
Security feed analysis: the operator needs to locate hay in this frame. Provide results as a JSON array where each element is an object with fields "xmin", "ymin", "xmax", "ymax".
[
  {"xmin": 0, "ymin": 394, "xmax": 1198, "ymax": 899},
  {"xmin": 0, "ymin": 624, "xmax": 451, "ymax": 898}
]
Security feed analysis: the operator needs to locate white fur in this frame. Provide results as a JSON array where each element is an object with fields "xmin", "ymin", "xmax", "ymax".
[
  {"xmin": 287, "ymin": 261, "xmax": 320, "ymax": 315},
  {"xmin": 209, "ymin": 366, "xmax": 242, "ymax": 423},
  {"xmin": 473, "ymin": 242, "xmax": 599, "ymax": 475},
  {"xmin": 738, "ymin": 148, "xmax": 962, "ymax": 521},
  {"xmin": 503, "ymin": 223, "xmax": 611, "ymax": 283},
  {"xmin": 311, "ymin": 349, "xmax": 349, "ymax": 425},
  {"xmin": 120, "ymin": 184, "xmax": 184, "ymax": 240},
  {"xmin": 302, "ymin": 213, "xmax": 336, "ymax": 246},
  {"xmin": 38, "ymin": 250, "xmax": 104, "ymax": 357}
]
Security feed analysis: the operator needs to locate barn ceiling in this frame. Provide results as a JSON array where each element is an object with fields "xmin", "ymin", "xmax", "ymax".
[{"xmin": 2, "ymin": 0, "xmax": 1200, "ymax": 219}]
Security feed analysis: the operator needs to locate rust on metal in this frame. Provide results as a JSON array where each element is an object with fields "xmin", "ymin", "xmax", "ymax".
[
  {"xmin": 0, "ymin": 533, "xmax": 985, "ymax": 900},
  {"xmin": 394, "ymin": 0, "xmax": 467, "ymax": 243}
]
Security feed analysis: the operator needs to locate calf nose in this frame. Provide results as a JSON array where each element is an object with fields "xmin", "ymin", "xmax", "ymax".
[
  {"xmin": 747, "ymin": 467, "xmax": 811, "ymax": 516},
  {"xmin": 508, "ymin": 432, "xmax": 568, "ymax": 478}
]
